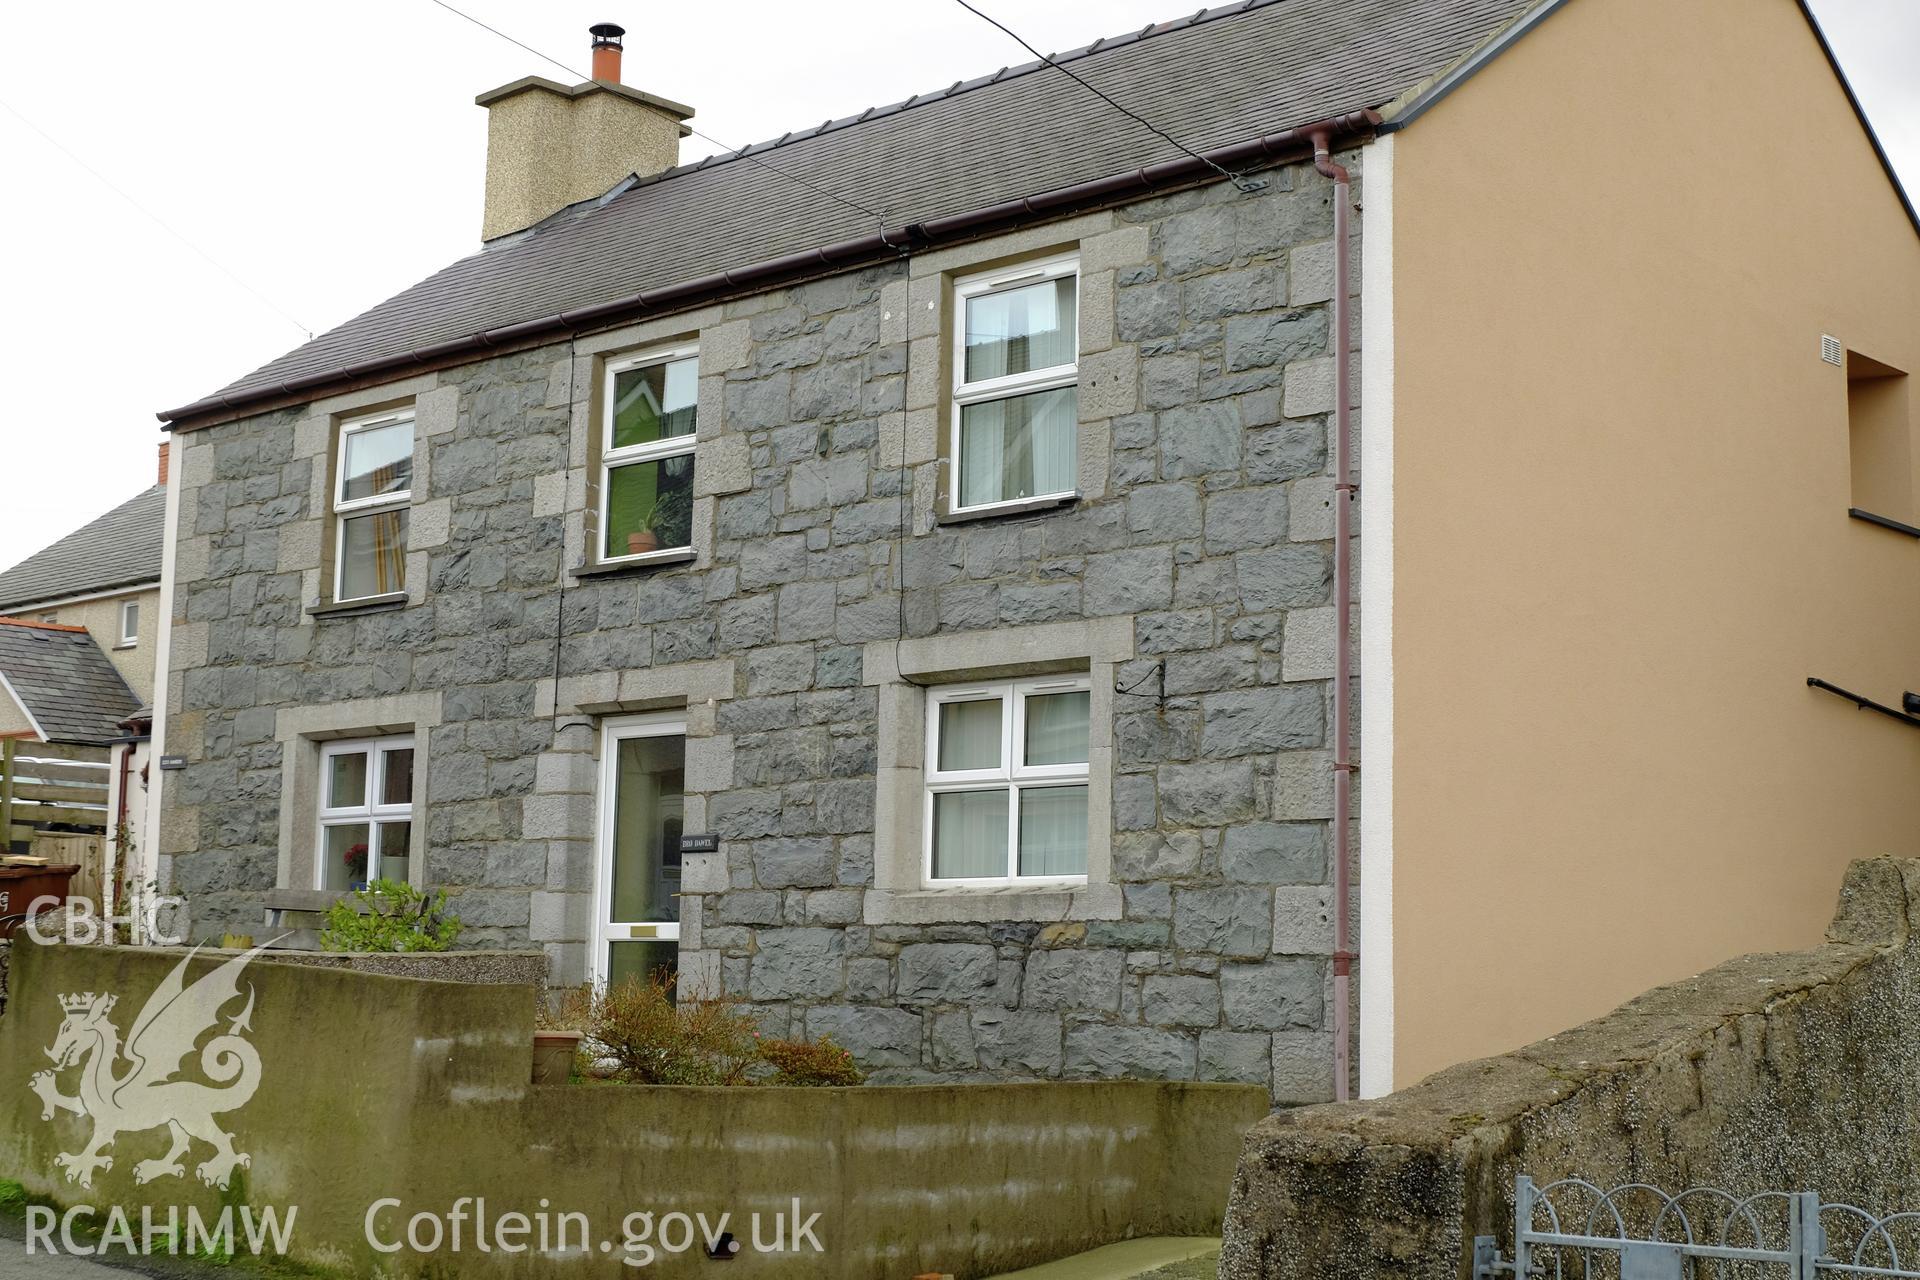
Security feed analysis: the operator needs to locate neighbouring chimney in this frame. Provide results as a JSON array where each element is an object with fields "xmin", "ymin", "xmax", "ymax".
[
  {"xmin": 157, "ymin": 441, "xmax": 170, "ymax": 486},
  {"xmin": 475, "ymin": 22, "xmax": 694, "ymax": 242}
]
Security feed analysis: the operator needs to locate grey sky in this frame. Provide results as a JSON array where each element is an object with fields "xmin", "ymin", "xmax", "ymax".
[{"xmin": 0, "ymin": 0, "xmax": 1912, "ymax": 568}]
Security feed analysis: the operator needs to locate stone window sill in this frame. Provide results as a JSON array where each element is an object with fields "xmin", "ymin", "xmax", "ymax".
[
  {"xmin": 862, "ymin": 882, "xmax": 1122, "ymax": 925},
  {"xmin": 307, "ymin": 593, "xmax": 407, "ymax": 619},
  {"xmin": 572, "ymin": 550, "xmax": 697, "ymax": 580},
  {"xmin": 936, "ymin": 493, "xmax": 1080, "ymax": 526},
  {"xmin": 112, "ymin": 642, "xmax": 137, "ymax": 651},
  {"xmin": 1848, "ymin": 507, "xmax": 1920, "ymax": 538}
]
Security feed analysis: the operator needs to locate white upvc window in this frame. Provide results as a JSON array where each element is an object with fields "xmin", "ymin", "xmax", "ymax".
[
  {"xmin": 333, "ymin": 409, "xmax": 414, "ymax": 602},
  {"xmin": 600, "ymin": 345, "xmax": 698, "ymax": 564},
  {"xmin": 950, "ymin": 254, "xmax": 1080, "ymax": 513},
  {"xmin": 316, "ymin": 735, "xmax": 415, "ymax": 892},
  {"xmin": 117, "ymin": 599, "xmax": 139, "ymax": 647},
  {"xmin": 923, "ymin": 676, "xmax": 1091, "ymax": 887}
]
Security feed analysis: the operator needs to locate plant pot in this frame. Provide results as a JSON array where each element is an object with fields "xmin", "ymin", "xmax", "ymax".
[
  {"xmin": 532, "ymin": 1030, "xmax": 583, "ymax": 1085},
  {"xmin": 627, "ymin": 530, "xmax": 659, "ymax": 555}
]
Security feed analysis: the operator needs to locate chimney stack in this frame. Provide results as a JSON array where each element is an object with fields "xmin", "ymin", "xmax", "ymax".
[
  {"xmin": 475, "ymin": 22, "xmax": 694, "ymax": 242},
  {"xmin": 590, "ymin": 23, "xmax": 624, "ymax": 82},
  {"xmin": 157, "ymin": 442, "xmax": 170, "ymax": 486}
]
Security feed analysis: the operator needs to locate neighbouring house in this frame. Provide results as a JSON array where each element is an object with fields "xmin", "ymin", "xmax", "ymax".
[
  {"xmin": 0, "ymin": 448, "xmax": 168, "ymax": 885},
  {"xmin": 150, "ymin": 0, "xmax": 1920, "ymax": 1100}
]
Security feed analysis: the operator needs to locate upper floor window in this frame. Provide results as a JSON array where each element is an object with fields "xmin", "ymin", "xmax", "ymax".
[
  {"xmin": 317, "ymin": 735, "xmax": 414, "ymax": 892},
  {"xmin": 334, "ymin": 410, "xmax": 414, "ymax": 602},
  {"xmin": 602, "ymin": 346, "xmax": 697, "ymax": 562},
  {"xmin": 924, "ymin": 676, "xmax": 1090, "ymax": 886},
  {"xmin": 951, "ymin": 256, "xmax": 1079, "ymax": 513},
  {"xmin": 117, "ymin": 599, "xmax": 139, "ymax": 647}
]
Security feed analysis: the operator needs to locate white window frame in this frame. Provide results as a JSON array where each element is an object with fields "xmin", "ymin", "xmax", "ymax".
[
  {"xmin": 116, "ymin": 599, "xmax": 139, "ymax": 647},
  {"xmin": 591, "ymin": 713, "xmax": 687, "ymax": 988},
  {"xmin": 949, "ymin": 253, "xmax": 1081, "ymax": 515},
  {"xmin": 314, "ymin": 734, "xmax": 415, "ymax": 890},
  {"xmin": 922, "ymin": 675, "xmax": 1092, "ymax": 888},
  {"xmin": 332, "ymin": 408, "xmax": 415, "ymax": 603},
  {"xmin": 599, "ymin": 344, "xmax": 699, "ymax": 566}
]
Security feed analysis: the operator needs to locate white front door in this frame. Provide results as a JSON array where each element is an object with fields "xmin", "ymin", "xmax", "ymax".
[{"xmin": 592, "ymin": 714, "xmax": 686, "ymax": 989}]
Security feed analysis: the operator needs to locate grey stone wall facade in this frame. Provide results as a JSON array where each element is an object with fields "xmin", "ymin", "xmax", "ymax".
[{"xmin": 161, "ymin": 152, "xmax": 1363, "ymax": 1101}]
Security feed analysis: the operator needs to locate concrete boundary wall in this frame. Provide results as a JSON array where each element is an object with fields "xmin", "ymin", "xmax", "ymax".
[
  {"xmin": 1219, "ymin": 856, "xmax": 1920, "ymax": 1278},
  {"xmin": 0, "ymin": 940, "xmax": 1266, "ymax": 1278}
]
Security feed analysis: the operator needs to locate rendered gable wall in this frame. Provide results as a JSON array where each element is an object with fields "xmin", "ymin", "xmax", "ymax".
[{"xmin": 1385, "ymin": 0, "xmax": 1920, "ymax": 1086}]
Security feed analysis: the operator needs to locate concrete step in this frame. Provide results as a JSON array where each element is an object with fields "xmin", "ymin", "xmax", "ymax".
[{"xmin": 984, "ymin": 1236, "xmax": 1220, "ymax": 1280}]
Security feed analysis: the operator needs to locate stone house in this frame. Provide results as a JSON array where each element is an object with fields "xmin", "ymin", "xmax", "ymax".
[{"xmin": 152, "ymin": 0, "xmax": 1920, "ymax": 1100}]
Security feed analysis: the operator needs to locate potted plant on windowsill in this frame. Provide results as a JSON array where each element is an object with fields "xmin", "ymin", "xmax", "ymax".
[
  {"xmin": 624, "ymin": 490, "xmax": 690, "ymax": 557},
  {"xmin": 343, "ymin": 842, "xmax": 369, "ymax": 892}
]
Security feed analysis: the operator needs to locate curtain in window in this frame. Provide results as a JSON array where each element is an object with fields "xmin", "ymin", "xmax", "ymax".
[
  {"xmin": 1018, "ymin": 785, "xmax": 1088, "ymax": 876},
  {"xmin": 1024, "ymin": 691, "xmax": 1089, "ymax": 765},
  {"xmin": 938, "ymin": 698, "xmax": 1002, "ymax": 770},
  {"xmin": 340, "ymin": 509, "xmax": 407, "ymax": 599},
  {"xmin": 932, "ymin": 790, "xmax": 1008, "ymax": 878},
  {"xmin": 965, "ymin": 278, "xmax": 1076, "ymax": 381},
  {"xmin": 959, "ymin": 387, "xmax": 1077, "ymax": 506}
]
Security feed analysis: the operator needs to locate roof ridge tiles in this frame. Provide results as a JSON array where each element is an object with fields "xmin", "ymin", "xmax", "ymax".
[{"xmin": 0, "ymin": 617, "xmax": 90, "ymax": 635}]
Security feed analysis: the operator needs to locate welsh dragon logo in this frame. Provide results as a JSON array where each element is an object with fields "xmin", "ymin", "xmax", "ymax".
[{"xmin": 30, "ymin": 944, "xmax": 267, "ymax": 1190}]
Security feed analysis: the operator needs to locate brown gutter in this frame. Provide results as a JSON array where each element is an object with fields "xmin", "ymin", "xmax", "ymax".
[
  {"xmin": 1309, "ymin": 126, "xmax": 1357, "ymax": 1104},
  {"xmin": 158, "ymin": 110, "xmax": 1381, "ymax": 430}
]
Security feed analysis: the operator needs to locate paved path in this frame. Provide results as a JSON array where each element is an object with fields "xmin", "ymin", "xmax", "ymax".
[
  {"xmin": 0, "ymin": 1211, "xmax": 237, "ymax": 1280},
  {"xmin": 986, "ymin": 1236, "xmax": 1221, "ymax": 1280}
]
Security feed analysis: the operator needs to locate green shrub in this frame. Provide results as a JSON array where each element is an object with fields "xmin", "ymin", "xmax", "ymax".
[
  {"xmin": 319, "ymin": 879, "xmax": 463, "ymax": 953},
  {"xmin": 758, "ymin": 1034, "xmax": 866, "ymax": 1086}
]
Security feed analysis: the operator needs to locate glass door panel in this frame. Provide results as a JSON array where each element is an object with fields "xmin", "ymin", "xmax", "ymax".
[{"xmin": 596, "ymin": 719, "xmax": 685, "ymax": 991}]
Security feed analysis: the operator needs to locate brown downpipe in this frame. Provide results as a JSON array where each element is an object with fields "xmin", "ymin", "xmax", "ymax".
[{"xmin": 1309, "ymin": 127, "xmax": 1356, "ymax": 1103}]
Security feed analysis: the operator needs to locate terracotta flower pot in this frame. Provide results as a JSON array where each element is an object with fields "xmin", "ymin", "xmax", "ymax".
[
  {"xmin": 532, "ymin": 1030, "xmax": 583, "ymax": 1085},
  {"xmin": 627, "ymin": 530, "xmax": 659, "ymax": 555}
]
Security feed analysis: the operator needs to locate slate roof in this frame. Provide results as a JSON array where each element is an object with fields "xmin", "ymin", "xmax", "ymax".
[
  {"xmin": 182, "ymin": 0, "xmax": 1537, "ymax": 414},
  {"xmin": 0, "ymin": 485, "xmax": 165, "ymax": 612},
  {"xmin": 0, "ymin": 619, "xmax": 142, "ymax": 746}
]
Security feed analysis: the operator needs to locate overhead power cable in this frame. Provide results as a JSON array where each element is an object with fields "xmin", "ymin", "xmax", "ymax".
[
  {"xmin": 421, "ymin": 0, "xmax": 889, "ymax": 224},
  {"xmin": 948, "ymin": 0, "xmax": 1264, "ymax": 192},
  {"xmin": 0, "ymin": 97, "xmax": 315, "ymax": 340}
]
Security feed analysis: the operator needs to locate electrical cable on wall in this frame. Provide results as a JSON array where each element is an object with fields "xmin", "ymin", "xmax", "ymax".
[{"xmin": 891, "ymin": 248, "xmax": 928, "ymax": 689}]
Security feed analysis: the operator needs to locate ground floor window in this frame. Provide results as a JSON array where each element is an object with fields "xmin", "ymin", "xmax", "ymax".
[
  {"xmin": 924, "ymin": 676, "xmax": 1090, "ymax": 886},
  {"xmin": 595, "ymin": 715, "xmax": 686, "ymax": 989},
  {"xmin": 316, "ymin": 735, "xmax": 414, "ymax": 891}
]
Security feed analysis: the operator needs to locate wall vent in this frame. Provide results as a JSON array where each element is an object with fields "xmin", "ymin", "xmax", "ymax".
[{"xmin": 1822, "ymin": 334, "xmax": 1844, "ymax": 366}]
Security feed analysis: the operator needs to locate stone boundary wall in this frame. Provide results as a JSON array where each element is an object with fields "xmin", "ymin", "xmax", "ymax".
[
  {"xmin": 1219, "ymin": 856, "xmax": 1920, "ymax": 1278},
  {"xmin": 0, "ymin": 939, "xmax": 1265, "ymax": 1278}
]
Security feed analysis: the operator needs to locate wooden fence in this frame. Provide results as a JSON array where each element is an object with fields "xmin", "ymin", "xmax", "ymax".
[{"xmin": 0, "ymin": 738, "xmax": 112, "ymax": 850}]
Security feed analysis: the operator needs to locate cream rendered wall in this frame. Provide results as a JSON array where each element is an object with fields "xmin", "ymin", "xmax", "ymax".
[
  {"xmin": 25, "ymin": 586, "xmax": 161, "ymax": 702},
  {"xmin": 1386, "ymin": 0, "xmax": 1920, "ymax": 1085}
]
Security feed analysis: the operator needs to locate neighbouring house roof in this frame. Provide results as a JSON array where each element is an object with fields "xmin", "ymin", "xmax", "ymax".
[
  {"xmin": 0, "ymin": 485, "xmax": 165, "ymax": 613},
  {"xmin": 0, "ymin": 618, "xmax": 143, "ymax": 746},
  {"xmin": 164, "ymin": 0, "xmax": 1542, "ymax": 425}
]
